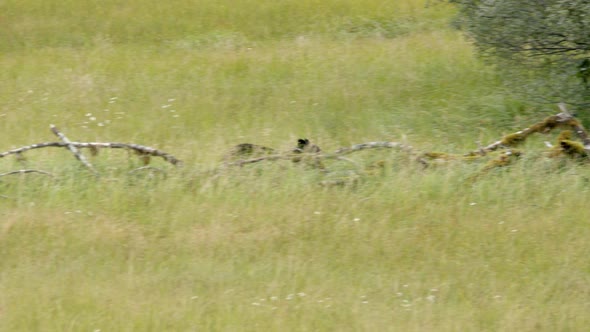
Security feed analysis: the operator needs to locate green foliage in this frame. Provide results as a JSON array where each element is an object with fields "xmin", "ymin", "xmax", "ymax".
[{"xmin": 451, "ymin": 0, "xmax": 590, "ymax": 109}]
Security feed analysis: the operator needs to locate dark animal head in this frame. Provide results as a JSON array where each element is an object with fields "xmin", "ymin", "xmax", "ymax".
[{"xmin": 297, "ymin": 138, "xmax": 310, "ymax": 150}]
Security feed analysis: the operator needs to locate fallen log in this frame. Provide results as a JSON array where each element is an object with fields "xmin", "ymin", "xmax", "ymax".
[
  {"xmin": 0, "ymin": 141, "xmax": 182, "ymax": 166},
  {"xmin": 0, "ymin": 169, "xmax": 54, "ymax": 178},
  {"xmin": 50, "ymin": 125, "xmax": 98, "ymax": 176},
  {"xmin": 466, "ymin": 105, "xmax": 590, "ymax": 156}
]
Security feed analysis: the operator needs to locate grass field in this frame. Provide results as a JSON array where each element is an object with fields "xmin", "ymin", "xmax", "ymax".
[{"xmin": 2, "ymin": 0, "xmax": 590, "ymax": 331}]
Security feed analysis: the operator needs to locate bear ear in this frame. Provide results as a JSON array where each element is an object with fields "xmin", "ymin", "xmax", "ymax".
[{"xmin": 297, "ymin": 138, "xmax": 309, "ymax": 148}]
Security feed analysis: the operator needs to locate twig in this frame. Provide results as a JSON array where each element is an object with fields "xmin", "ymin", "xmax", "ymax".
[
  {"xmin": 128, "ymin": 166, "xmax": 167, "ymax": 175},
  {"xmin": 0, "ymin": 142, "xmax": 182, "ymax": 166},
  {"xmin": 50, "ymin": 125, "xmax": 98, "ymax": 176},
  {"xmin": 332, "ymin": 141, "xmax": 413, "ymax": 155},
  {"xmin": 224, "ymin": 154, "xmax": 292, "ymax": 167},
  {"xmin": 331, "ymin": 156, "xmax": 362, "ymax": 169},
  {"xmin": 0, "ymin": 169, "xmax": 54, "ymax": 178}
]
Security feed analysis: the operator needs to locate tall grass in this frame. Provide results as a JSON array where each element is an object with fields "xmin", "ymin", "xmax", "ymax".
[{"xmin": 1, "ymin": 0, "xmax": 589, "ymax": 331}]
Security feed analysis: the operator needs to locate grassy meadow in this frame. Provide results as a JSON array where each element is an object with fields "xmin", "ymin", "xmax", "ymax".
[{"xmin": 2, "ymin": 0, "xmax": 590, "ymax": 331}]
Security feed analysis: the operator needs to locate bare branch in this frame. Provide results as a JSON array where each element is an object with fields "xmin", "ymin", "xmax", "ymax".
[
  {"xmin": 224, "ymin": 142, "xmax": 412, "ymax": 168},
  {"xmin": 128, "ymin": 166, "xmax": 167, "ymax": 175},
  {"xmin": 50, "ymin": 125, "xmax": 98, "ymax": 176},
  {"xmin": 0, "ymin": 141, "xmax": 182, "ymax": 166},
  {"xmin": 224, "ymin": 154, "xmax": 291, "ymax": 167},
  {"xmin": 0, "ymin": 169, "xmax": 54, "ymax": 178},
  {"xmin": 467, "ymin": 108, "xmax": 590, "ymax": 155},
  {"xmin": 332, "ymin": 142, "xmax": 413, "ymax": 155}
]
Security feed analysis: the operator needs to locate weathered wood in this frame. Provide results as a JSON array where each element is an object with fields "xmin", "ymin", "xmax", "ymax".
[
  {"xmin": 50, "ymin": 125, "xmax": 98, "ymax": 176},
  {"xmin": 0, "ymin": 141, "xmax": 182, "ymax": 166},
  {"xmin": 224, "ymin": 141, "xmax": 412, "ymax": 169},
  {"xmin": 0, "ymin": 169, "xmax": 53, "ymax": 178},
  {"xmin": 333, "ymin": 141, "xmax": 413, "ymax": 155},
  {"xmin": 128, "ymin": 166, "xmax": 166, "ymax": 175},
  {"xmin": 558, "ymin": 103, "xmax": 590, "ymax": 149},
  {"xmin": 224, "ymin": 154, "xmax": 291, "ymax": 167},
  {"xmin": 467, "ymin": 108, "xmax": 590, "ymax": 155}
]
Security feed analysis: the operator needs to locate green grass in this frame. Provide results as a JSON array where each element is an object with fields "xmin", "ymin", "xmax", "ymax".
[{"xmin": 1, "ymin": 0, "xmax": 589, "ymax": 331}]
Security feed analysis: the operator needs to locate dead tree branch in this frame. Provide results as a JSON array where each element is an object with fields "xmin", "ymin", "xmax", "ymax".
[
  {"xmin": 0, "ymin": 169, "xmax": 54, "ymax": 178},
  {"xmin": 0, "ymin": 142, "xmax": 182, "ymax": 166},
  {"xmin": 466, "ymin": 109, "xmax": 590, "ymax": 155},
  {"xmin": 50, "ymin": 125, "xmax": 98, "ymax": 176},
  {"xmin": 224, "ymin": 154, "xmax": 292, "ymax": 167},
  {"xmin": 332, "ymin": 142, "xmax": 413, "ymax": 155},
  {"xmin": 225, "ymin": 142, "xmax": 412, "ymax": 168},
  {"xmin": 128, "ymin": 166, "xmax": 167, "ymax": 175}
]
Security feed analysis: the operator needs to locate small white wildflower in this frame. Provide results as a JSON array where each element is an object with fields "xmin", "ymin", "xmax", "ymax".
[
  {"xmin": 191, "ymin": 296, "xmax": 198, "ymax": 300},
  {"xmin": 353, "ymin": 218, "xmax": 361, "ymax": 222},
  {"xmin": 85, "ymin": 113, "xmax": 92, "ymax": 117},
  {"xmin": 251, "ymin": 302, "xmax": 260, "ymax": 306},
  {"xmin": 469, "ymin": 202, "xmax": 477, "ymax": 206},
  {"xmin": 89, "ymin": 117, "xmax": 96, "ymax": 121},
  {"xmin": 511, "ymin": 229, "xmax": 518, "ymax": 233},
  {"xmin": 97, "ymin": 123, "xmax": 104, "ymax": 127},
  {"xmin": 313, "ymin": 211, "xmax": 321, "ymax": 215},
  {"xmin": 172, "ymin": 114, "xmax": 179, "ymax": 118},
  {"xmin": 286, "ymin": 294, "xmax": 295, "ymax": 300},
  {"xmin": 167, "ymin": 98, "xmax": 176, "ymax": 102},
  {"xmin": 162, "ymin": 104, "xmax": 172, "ymax": 108},
  {"xmin": 297, "ymin": 292, "xmax": 306, "ymax": 297},
  {"xmin": 270, "ymin": 296, "xmax": 278, "ymax": 301}
]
